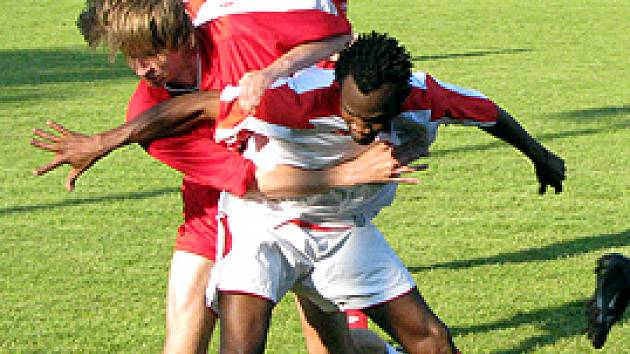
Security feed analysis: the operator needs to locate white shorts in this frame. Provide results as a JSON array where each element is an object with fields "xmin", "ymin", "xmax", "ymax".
[{"xmin": 207, "ymin": 208, "xmax": 415, "ymax": 312}]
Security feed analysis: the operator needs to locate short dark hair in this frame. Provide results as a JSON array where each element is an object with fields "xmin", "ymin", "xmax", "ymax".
[{"xmin": 335, "ymin": 31, "xmax": 412, "ymax": 104}]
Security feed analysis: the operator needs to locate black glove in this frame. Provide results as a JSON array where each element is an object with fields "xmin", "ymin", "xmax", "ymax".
[{"xmin": 533, "ymin": 149, "xmax": 566, "ymax": 194}]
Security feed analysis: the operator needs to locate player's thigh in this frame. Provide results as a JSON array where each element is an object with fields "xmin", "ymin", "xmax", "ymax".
[
  {"xmin": 364, "ymin": 288, "xmax": 449, "ymax": 345},
  {"xmin": 167, "ymin": 250, "xmax": 215, "ymax": 312},
  {"xmin": 218, "ymin": 292, "xmax": 274, "ymax": 354},
  {"xmin": 295, "ymin": 295, "xmax": 356, "ymax": 354}
]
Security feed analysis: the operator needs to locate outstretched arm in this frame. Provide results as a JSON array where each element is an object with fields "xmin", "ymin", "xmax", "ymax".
[
  {"xmin": 481, "ymin": 107, "xmax": 566, "ymax": 194},
  {"xmin": 30, "ymin": 90, "xmax": 220, "ymax": 190},
  {"xmin": 254, "ymin": 142, "xmax": 426, "ymax": 199},
  {"xmin": 238, "ymin": 34, "xmax": 352, "ymax": 113}
]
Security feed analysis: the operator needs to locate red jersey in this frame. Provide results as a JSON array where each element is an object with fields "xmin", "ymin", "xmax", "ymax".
[
  {"xmin": 193, "ymin": 1, "xmax": 351, "ymax": 89},
  {"xmin": 216, "ymin": 68, "xmax": 499, "ymax": 149},
  {"xmin": 125, "ymin": 1, "xmax": 350, "ymax": 258}
]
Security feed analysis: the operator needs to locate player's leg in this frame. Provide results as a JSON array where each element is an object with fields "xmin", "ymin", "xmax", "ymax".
[
  {"xmin": 297, "ymin": 299, "xmax": 398, "ymax": 354},
  {"xmin": 295, "ymin": 295, "xmax": 359, "ymax": 354},
  {"xmin": 164, "ymin": 250, "xmax": 217, "ymax": 354},
  {"xmin": 218, "ymin": 292, "xmax": 274, "ymax": 354},
  {"xmin": 308, "ymin": 222, "xmax": 456, "ymax": 354},
  {"xmin": 586, "ymin": 253, "xmax": 630, "ymax": 349},
  {"xmin": 363, "ymin": 288, "xmax": 458, "ymax": 354}
]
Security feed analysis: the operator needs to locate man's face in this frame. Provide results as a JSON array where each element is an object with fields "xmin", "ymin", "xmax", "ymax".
[
  {"xmin": 340, "ymin": 76, "xmax": 400, "ymax": 145},
  {"xmin": 126, "ymin": 47, "xmax": 191, "ymax": 88}
]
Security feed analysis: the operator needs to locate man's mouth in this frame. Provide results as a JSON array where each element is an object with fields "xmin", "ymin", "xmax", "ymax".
[
  {"xmin": 144, "ymin": 74, "xmax": 164, "ymax": 87},
  {"xmin": 351, "ymin": 131, "xmax": 376, "ymax": 145}
]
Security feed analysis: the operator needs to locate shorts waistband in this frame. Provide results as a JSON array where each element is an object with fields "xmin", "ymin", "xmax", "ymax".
[{"xmin": 274, "ymin": 219, "xmax": 352, "ymax": 232}]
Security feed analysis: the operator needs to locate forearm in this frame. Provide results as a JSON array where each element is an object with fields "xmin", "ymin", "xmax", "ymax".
[
  {"xmin": 253, "ymin": 163, "xmax": 354, "ymax": 199},
  {"xmin": 481, "ymin": 107, "xmax": 549, "ymax": 162},
  {"xmin": 97, "ymin": 91, "xmax": 220, "ymax": 151},
  {"xmin": 252, "ymin": 140, "xmax": 415, "ymax": 199},
  {"xmin": 265, "ymin": 34, "xmax": 352, "ymax": 78}
]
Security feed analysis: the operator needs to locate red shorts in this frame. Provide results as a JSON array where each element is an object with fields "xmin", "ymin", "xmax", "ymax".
[{"xmin": 174, "ymin": 179, "xmax": 232, "ymax": 261}]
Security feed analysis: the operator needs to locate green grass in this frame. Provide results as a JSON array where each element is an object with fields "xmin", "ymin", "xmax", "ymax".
[{"xmin": 1, "ymin": 0, "xmax": 628, "ymax": 353}]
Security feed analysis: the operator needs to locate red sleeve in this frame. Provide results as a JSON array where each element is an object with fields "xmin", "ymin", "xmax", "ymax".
[
  {"xmin": 427, "ymin": 74, "xmax": 499, "ymax": 123},
  {"xmin": 199, "ymin": 10, "xmax": 351, "ymax": 88},
  {"xmin": 144, "ymin": 129, "xmax": 256, "ymax": 197},
  {"xmin": 403, "ymin": 74, "xmax": 499, "ymax": 124},
  {"xmin": 125, "ymin": 81, "xmax": 256, "ymax": 197}
]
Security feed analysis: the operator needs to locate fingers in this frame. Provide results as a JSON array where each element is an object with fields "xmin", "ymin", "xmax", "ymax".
[
  {"xmin": 390, "ymin": 177, "xmax": 420, "ymax": 185},
  {"xmin": 238, "ymin": 72, "xmax": 265, "ymax": 114},
  {"xmin": 30, "ymin": 138, "xmax": 58, "ymax": 152},
  {"xmin": 66, "ymin": 169, "xmax": 82, "ymax": 192},
  {"xmin": 47, "ymin": 120, "xmax": 71, "ymax": 135},
  {"xmin": 33, "ymin": 158, "xmax": 63, "ymax": 176},
  {"xmin": 32, "ymin": 128, "xmax": 60, "ymax": 142},
  {"xmin": 394, "ymin": 164, "xmax": 428, "ymax": 175},
  {"xmin": 538, "ymin": 179, "xmax": 563, "ymax": 195},
  {"xmin": 409, "ymin": 163, "xmax": 429, "ymax": 172},
  {"xmin": 538, "ymin": 183, "xmax": 547, "ymax": 195}
]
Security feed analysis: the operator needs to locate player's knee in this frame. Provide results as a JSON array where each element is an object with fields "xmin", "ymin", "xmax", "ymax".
[
  {"xmin": 427, "ymin": 322, "xmax": 455, "ymax": 353},
  {"xmin": 406, "ymin": 321, "xmax": 455, "ymax": 354}
]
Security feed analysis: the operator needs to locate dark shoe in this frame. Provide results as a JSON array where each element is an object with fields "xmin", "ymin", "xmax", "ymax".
[{"xmin": 586, "ymin": 253, "xmax": 630, "ymax": 349}]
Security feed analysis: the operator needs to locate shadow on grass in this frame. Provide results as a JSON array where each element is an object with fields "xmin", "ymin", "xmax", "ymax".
[
  {"xmin": 0, "ymin": 187, "xmax": 179, "ymax": 216},
  {"xmin": 412, "ymin": 48, "xmax": 531, "ymax": 62},
  {"xmin": 432, "ymin": 119, "xmax": 630, "ymax": 158},
  {"xmin": 452, "ymin": 298, "xmax": 630, "ymax": 353},
  {"xmin": 550, "ymin": 105, "xmax": 630, "ymax": 120},
  {"xmin": 408, "ymin": 229, "xmax": 630, "ymax": 273},
  {"xmin": 0, "ymin": 47, "xmax": 133, "ymax": 88},
  {"xmin": 451, "ymin": 298, "xmax": 598, "ymax": 353}
]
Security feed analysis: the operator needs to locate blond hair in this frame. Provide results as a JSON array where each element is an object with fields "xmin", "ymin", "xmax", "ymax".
[{"xmin": 77, "ymin": 0, "xmax": 195, "ymax": 60}]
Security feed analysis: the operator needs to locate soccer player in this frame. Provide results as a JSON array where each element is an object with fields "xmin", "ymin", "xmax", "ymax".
[
  {"xmin": 30, "ymin": 32, "xmax": 565, "ymax": 353},
  {"xmin": 586, "ymin": 253, "xmax": 630, "ymax": 349},
  {"xmin": 69, "ymin": 0, "xmax": 384, "ymax": 353}
]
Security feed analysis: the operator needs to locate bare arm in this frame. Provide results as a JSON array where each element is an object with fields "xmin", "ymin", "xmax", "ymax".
[
  {"xmin": 99, "ymin": 90, "xmax": 220, "ymax": 147},
  {"xmin": 30, "ymin": 90, "xmax": 220, "ymax": 190},
  {"xmin": 238, "ymin": 34, "xmax": 352, "ymax": 112},
  {"xmin": 481, "ymin": 107, "xmax": 566, "ymax": 194},
  {"xmin": 253, "ymin": 142, "xmax": 426, "ymax": 199}
]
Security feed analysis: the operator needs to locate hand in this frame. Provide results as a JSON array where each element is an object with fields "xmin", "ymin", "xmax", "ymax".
[
  {"xmin": 534, "ymin": 149, "xmax": 566, "ymax": 194},
  {"xmin": 30, "ymin": 121, "xmax": 108, "ymax": 191},
  {"xmin": 391, "ymin": 114, "xmax": 430, "ymax": 165},
  {"xmin": 345, "ymin": 142, "xmax": 428, "ymax": 185},
  {"xmin": 238, "ymin": 69, "xmax": 276, "ymax": 114},
  {"xmin": 394, "ymin": 139, "xmax": 430, "ymax": 165}
]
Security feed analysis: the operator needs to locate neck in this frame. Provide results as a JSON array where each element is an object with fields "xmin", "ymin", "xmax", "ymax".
[{"xmin": 168, "ymin": 46, "xmax": 198, "ymax": 88}]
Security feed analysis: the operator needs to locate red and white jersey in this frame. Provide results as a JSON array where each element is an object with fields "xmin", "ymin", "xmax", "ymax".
[
  {"xmin": 181, "ymin": 0, "xmax": 205, "ymax": 21},
  {"xmin": 126, "ymin": 0, "xmax": 351, "ymax": 190},
  {"xmin": 194, "ymin": 0, "xmax": 342, "ymax": 26},
  {"xmin": 193, "ymin": 0, "xmax": 351, "ymax": 89},
  {"xmin": 215, "ymin": 67, "xmax": 500, "ymax": 226}
]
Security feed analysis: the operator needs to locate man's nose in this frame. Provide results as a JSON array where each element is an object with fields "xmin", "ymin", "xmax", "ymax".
[
  {"xmin": 131, "ymin": 59, "xmax": 152, "ymax": 76},
  {"xmin": 351, "ymin": 121, "xmax": 369, "ymax": 134},
  {"xmin": 135, "ymin": 64, "xmax": 151, "ymax": 77}
]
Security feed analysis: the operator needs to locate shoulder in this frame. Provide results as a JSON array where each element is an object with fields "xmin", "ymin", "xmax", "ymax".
[{"xmin": 126, "ymin": 80, "xmax": 171, "ymax": 122}]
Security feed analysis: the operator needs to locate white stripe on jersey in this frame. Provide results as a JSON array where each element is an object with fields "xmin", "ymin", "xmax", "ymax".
[
  {"xmin": 220, "ymin": 67, "xmax": 335, "ymax": 102},
  {"xmin": 412, "ymin": 71, "xmax": 488, "ymax": 100},
  {"xmin": 282, "ymin": 67, "xmax": 335, "ymax": 94},
  {"xmin": 195, "ymin": 0, "xmax": 339, "ymax": 27}
]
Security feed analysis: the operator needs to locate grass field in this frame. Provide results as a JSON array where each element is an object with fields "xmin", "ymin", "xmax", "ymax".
[{"xmin": 1, "ymin": 0, "xmax": 629, "ymax": 353}]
